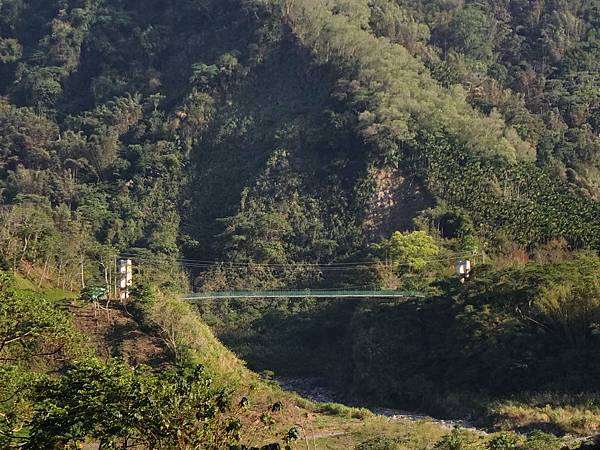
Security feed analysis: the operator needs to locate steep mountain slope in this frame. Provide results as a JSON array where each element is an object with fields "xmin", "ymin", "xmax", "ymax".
[{"xmin": 0, "ymin": 0, "xmax": 598, "ymax": 287}]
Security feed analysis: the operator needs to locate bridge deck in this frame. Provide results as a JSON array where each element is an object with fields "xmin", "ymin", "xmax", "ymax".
[{"xmin": 182, "ymin": 290, "xmax": 425, "ymax": 300}]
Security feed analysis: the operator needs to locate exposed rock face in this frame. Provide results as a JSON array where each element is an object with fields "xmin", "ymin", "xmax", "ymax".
[{"xmin": 366, "ymin": 168, "xmax": 435, "ymax": 239}]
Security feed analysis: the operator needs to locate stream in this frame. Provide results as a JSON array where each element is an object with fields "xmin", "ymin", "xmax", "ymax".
[{"xmin": 275, "ymin": 376, "xmax": 485, "ymax": 433}]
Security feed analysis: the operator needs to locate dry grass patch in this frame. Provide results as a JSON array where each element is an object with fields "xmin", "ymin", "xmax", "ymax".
[{"xmin": 491, "ymin": 395, "xmax": 600, "ymax": 436}]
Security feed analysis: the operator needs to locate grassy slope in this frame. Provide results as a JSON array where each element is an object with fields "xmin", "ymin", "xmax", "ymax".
[{"xmin": 14, "ymin": 273, "xmax": 78, "ymax": 301}]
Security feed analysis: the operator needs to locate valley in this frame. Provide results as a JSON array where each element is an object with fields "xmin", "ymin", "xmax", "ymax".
[{"xmin": 0, "ymin": 0, "xmax": 599, "ymax": 448}]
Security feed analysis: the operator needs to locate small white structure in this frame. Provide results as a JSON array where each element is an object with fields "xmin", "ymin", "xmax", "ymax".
[
  {"xmin": 455, "ymin": 259, "xmax": 472, "ymax": 282},
  {"xmin": 118, "ymin": 259, "xmax": 133, "ymax": 300}
]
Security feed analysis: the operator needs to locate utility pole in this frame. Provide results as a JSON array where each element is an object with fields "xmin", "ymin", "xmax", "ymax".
[{"xmin": 113, "ymin": 258, "xmax": 117, "ymax": 300}]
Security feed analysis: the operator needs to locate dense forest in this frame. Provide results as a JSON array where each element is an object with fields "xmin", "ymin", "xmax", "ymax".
[
  {"xmin": 1, "ymin": 0, "xmax": 600, "ymax": 285},
  {"xmin": 0, "ymin": 0, "xmax": 599, "ymax": 448}
]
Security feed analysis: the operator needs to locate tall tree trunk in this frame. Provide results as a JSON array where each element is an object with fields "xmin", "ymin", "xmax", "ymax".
[
  {"xmin": 108, "ymin": 259, "xmax": 112, "ymax": 300},
  {"xmin": 57, "ymin": 257, "xmax": 63, "ymax": 287},
  {"xmin": 38, "ymin": 257, "xmax": 49, "ymax": 288},
  {"xmin": 32, "ymin": 232, "xmax": 39, "ymax": 260},
  {"xmin": 100, "ymin": 257, "xmax": 109, "ymax": 292},
  {"xmin": 21, "ymin": 236, "xmax": 29, "ymax": 261},
  {"xmin": 80, "ymin": 254, "xmax": 86, "ymax": 289}
]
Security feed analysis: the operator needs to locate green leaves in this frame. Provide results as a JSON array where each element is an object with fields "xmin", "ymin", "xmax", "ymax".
[
  {"xmin": 286, "ymin": 0, "xmax": 525, "ymax": 163},
  {"xmin": 0, "ymin": 271, "xmax": 83, "ymax": 448},
  {"xmin": 26, "ymin": 360, "xmax": 241, "ymax": 449},
  {"xmin": 447, "ymin": 6, "xmax": 496, "ymax": 63},
  {"xmin": 531, "ymin": 253, "xmax": 600, "ymax": 348},
  {"xmin": 434, "ymin": 428, "xmax": 477, "ymax": 450},
  {"xmin": 382, "ymin": 230, "xmax": 440, "ymax": 271},
  {"xmin": 0, "ymin": 365, "xmax": 41, "ymax": 448},
  {"xmin": 0, "ymin": 38, "xmax": 22, "ymax": 63},
  {"xmin": 414, "ymin": 133, "xmax": 600, "ymax": 250},
  {"xmin": 0, "ymin": 271, "xmax": 77, "ymax": 363}
]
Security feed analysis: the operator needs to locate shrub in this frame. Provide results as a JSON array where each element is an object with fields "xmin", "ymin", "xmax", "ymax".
[
  {"xmin": 355, "ymin": 436, "xmax": 400, "ymax": 450},
  {"xmin": 520, "ymin": 431, "xmax": 563, "ymax": 450},
  {"xmin": 316, "ymin": 402, "xmax": 372, "ymax": 419},
  {"xmin": 26, "ymin": 359, "xmax": 242, "ymax": 449},
  {"xmin": 487, "ymin": 433, "xmax": 518, "ymax": 450},
  {"xmin": 434, "ymin": 428, "xmax": 482, "ymax": 450}
]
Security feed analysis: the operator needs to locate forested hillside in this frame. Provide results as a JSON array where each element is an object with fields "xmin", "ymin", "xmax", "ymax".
[
  {"xmin": 1, "ymin": 0, "xmax": 600, "ymax": 448},
  {"xmin": 0, "ymin": 0, "xmax": 599, "ymax": 285}
]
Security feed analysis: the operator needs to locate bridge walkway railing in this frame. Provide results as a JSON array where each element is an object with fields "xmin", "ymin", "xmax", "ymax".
[{"xmin": 182, "ymin": 290, "xmax": 425, "ymax": 300}]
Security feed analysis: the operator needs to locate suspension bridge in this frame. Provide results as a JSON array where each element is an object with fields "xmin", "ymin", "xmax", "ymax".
[
  {"xmin": 181, "ymin": 289, "xmax": 426, "ymax": 300},
  {"xmin": 117, "ymin": 252, "xmax": 477, "ymax": 302}
]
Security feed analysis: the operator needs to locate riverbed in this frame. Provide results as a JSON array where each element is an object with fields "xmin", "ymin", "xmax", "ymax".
[{"xmin": 275, "ymin": 376, "xmax": 485, "ymax": 433}]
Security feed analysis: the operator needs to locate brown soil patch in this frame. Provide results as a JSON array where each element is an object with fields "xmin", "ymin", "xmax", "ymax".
[{"xmin": 70, "ymin": 302, "xmax": 172, "ymax": 369}]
